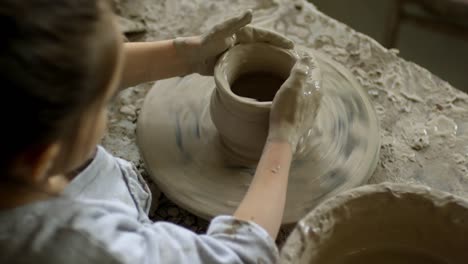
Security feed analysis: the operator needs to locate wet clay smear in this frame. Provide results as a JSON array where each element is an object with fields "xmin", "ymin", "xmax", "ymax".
[{"xmin": 231, "ymin": 72, "xmax": 285, "ymax": 102}]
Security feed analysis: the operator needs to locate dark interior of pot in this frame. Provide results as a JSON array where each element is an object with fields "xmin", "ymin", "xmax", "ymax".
[
  {"xmin": 231, "ymin": 71, "xmax": 285, "ymax": 102},
  {"xmin": 302, "ymin": 191, "xmax": 468, "ymax": 264},
  {"xmin": 223, "ymin": 44, "xmax": 296, "ymax": 102}
]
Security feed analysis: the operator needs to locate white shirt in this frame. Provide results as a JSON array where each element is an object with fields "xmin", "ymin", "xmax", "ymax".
[{"xmin": 0, "ymin": 146, "xmax": 278, "ymax": 263}]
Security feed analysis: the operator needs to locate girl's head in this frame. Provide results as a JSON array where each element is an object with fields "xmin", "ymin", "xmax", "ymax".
[{"xmin": 0, "ymin": 0, "xmax": 123, "ymax": 188}]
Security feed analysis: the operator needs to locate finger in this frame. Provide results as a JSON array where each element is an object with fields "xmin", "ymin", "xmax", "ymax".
[
  {"xmin": 301, "ymin": 54, "xmax": 321, "ymax": 92},
  {"xmin": 302, "ymin": 54, "xmax": 322, "ymax": 115},
  {"xmin": 235, "ymin": 26, "xmax": 294, "ymax": 49},
  {"xmin": 290, "ymin": 56, "xmax": 312, "ymax": 80},
  {"xmin": 279, "ymin": 55, "xmax": 313, "ymax": 94},
  {"xmin": 308, "ymin": 89, "xmax": 323, "ymax": 119},
  {"xmin": 298, "ymin": 54, "xmax": 314, "ymax": 69},
  {"xmin": 310, "ymin": 69, "xmax": 321, "ymax": 88},
  {"xmin": 211, "ymin": 10, "xmax": 253, "ymax": 38},
  {"xmin": 278, "ymin": 53, "xmax": 319, "ymax": 96},
  {"xmin": 296, "ymin": 54, "xmax": 321, "ymax": 85}
]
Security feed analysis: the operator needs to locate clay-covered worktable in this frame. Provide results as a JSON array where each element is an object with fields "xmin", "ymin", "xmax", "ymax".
[{"xmin": 106, "ymin": 0, "xmax": 468, "ymax": 218}]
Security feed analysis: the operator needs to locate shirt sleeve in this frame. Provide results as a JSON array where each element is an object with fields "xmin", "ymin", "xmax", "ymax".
[{"xmin": 71, "ymin": 206, "xmax": 278, "ymax": 264}]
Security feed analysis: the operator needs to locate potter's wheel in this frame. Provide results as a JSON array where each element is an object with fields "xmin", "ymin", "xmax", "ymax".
[{"xmin": 137, "ymin": 49, "xmax": 380, "ymax": 224}]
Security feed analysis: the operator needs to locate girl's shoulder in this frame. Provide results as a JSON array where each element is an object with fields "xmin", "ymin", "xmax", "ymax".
[{"xmin": 0, "ymin": 197, "xmax": 135, "ymax": 264}]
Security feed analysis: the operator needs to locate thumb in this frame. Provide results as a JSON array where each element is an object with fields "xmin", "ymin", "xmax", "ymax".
[
  {"xmin": 289, "ymin": 55, "xmax": 313, "ymax": 83},
  {"xmin": 209, "ymin": 10, "xmax": 252, "ymax": 38},
  {"xmin": 279, "ymin": 54, "xmax": 316, "ymax": 94}
]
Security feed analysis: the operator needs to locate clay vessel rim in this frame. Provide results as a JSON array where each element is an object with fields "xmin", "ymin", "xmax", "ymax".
[
  {"xmin": 280, "ymin": 182, "xmax": 468, "ymax": 262},
  {"xmin": 302, "ymin": 183, "xmax": 468, "ymax": 222},
  {"xmin": 295, "ymin": 182, "xmax": 468, "ymax": 238},
  {"xmin": 214, "ymin": 43, "xmax": 297, "ymax": 109}
]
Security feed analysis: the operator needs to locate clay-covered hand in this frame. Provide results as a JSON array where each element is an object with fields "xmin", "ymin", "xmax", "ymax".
[
  {"xmin": 267, "ymin": 54, "xmax": 322, "ymax": 152},
  {"xmin": 174, "ymin": 10, "xmax": 294, "ymax": 76}
]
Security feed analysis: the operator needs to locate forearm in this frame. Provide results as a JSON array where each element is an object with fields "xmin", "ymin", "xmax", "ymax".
[
  {"xmin": 120, "ymin": 41, "xmax": 191, "ymax": 89},
  {"xmin": 234, "ymin": 140, "xmax": 292, "ymax": 239}
]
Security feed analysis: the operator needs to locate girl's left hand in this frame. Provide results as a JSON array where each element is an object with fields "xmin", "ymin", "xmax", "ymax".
[{"xmin": 174, "ymin": 10, "xmax": 294, "ymax": 76}]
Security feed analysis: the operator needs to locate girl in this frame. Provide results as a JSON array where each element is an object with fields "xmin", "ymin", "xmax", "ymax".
[{"xmin": 0, "ymin": 0, "xmax": 321, "ymax": 263}]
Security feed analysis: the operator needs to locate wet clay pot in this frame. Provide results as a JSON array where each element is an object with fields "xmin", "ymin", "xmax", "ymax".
[
  {"xmin": 210, "ymin": 43, "xmax": 297, "ymax": 165},
  {"xmin": 280, "ymin": 183, "xmax": 468, "ymax": 264}
]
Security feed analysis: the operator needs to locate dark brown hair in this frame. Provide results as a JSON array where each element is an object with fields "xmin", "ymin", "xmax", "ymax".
[{"xmin": 0, "ymin": 0, "xmax": 118, "ymax": 176}]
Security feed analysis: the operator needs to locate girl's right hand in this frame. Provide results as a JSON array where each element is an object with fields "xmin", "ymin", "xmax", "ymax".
[{"xmin": 267, "ymin": 54, "xmax": 322, "ymax": 153}]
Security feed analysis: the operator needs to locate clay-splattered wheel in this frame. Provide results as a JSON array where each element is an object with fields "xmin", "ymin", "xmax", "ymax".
[{"xmin": 137, "ymin": 48, "xmax": 380, "ymax": 224}]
